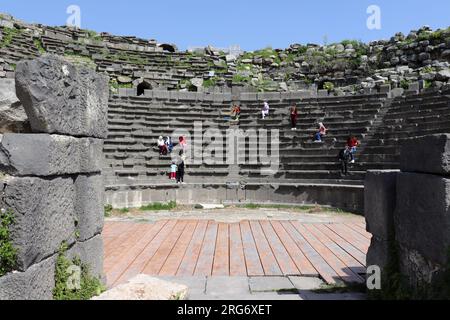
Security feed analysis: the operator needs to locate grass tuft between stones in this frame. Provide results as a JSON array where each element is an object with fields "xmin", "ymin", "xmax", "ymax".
[
  {"xmin": 53, "ymin": 242, "xmax": 106, "ymax": 300},
  {"xmin": 140, "ymin": 201, "xmax": 177, "ymax": 211},
  {"xmin": 0, "ymin": 208, "xmax": 18, "ymax": 277}
]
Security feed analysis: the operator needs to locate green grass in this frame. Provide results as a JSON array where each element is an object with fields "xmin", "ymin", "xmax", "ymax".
[
  {"xmin": 203, "ymin": 78, "xmax": 218, "ymax": 88},
  {"xmin": 109, "ymin": 79, "xmax": 133, "ymax": 91},
  {"xmin": 424, "ymin": 80, "xmax": 433, "ymax": 89},
  {"xmin": 104, "ymin": 205, "xmax": 113, "ymax": 217},
  {"xmin": 0, "ymin": 208, "xmax": 17, "ymax": 277},
  {"xmin": 140, "ymin": 201, "xmax": 177, "ymax": 211},
  {"xmin": 53, "ymin": 243, "xmax": 106, "ymax": 300},
  {"xmin": 63, "ymin": 53, "xmax": 97, "ymax": 70},
  {"xmin": 323, "ymin": 81, "xmax": 335, "ymax": 91},
  {"xmin": 0, "ymin": 27, "xmax": 20, "ymax": 48},
  {"xmin": 421, "ymin": 66, "xmax": 435, "ymax": 73},
  {"xmin": 34, "ymin": 38, "xmax": 46, "ymax": 54},
  {"xmin": 400, "ymin": 79, "xmax": 410, "ymax": 90},
  {"xmin": 85, "ymin": 29, "xmax": 102, "ymax": 42},
  {"xmin": 232, "ymin": 74, "xmax": 250, "ymax": 84}
]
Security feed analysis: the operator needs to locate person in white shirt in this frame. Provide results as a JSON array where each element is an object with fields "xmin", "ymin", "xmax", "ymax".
[{"xmin": 261, "ymin": 101, "xmax": 270, "ymax": 119}]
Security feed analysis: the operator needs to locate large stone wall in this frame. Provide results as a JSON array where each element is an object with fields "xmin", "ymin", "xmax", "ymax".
[
  {"xmin": 0, "ymin": 55, "xmax": 108, "ymax": 300},
  {"xmin": 106, "ymin": 183, "xmax": 364, "ymax": 213},
  {"xmin": 365, "ymin": 134, "xmax": 450, "ymax": 297}
]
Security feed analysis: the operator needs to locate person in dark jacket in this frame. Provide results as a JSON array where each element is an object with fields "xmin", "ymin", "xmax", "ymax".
[
  {"xmin": 338, "ymin": 147, "xmax": 351, "ymax": 175},
  {"xmin": 177, "ymin": 150, "xmax": 185, "ymax": 184}
]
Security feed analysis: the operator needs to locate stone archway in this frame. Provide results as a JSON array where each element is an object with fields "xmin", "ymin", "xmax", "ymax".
[
  {"xmin": 158, "ymin": 43, "xmax": 176, "ymax": 53},
  {"xmin": 136, "ymin": 80, "xmax": 152, "ymax": 96}
]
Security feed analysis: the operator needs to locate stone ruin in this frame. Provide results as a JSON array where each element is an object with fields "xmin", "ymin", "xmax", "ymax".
[
  {"xmin": 0, "ymin": 55, "xmax": 108, "ymax": 299},
  {"xmin": 0, "ymin": 12, "xmax": 449, "ymax": 299},
  {"xmin": 0, "ymin": 13, "xmax": 450, "ymax": 94},
  {"xmin": 365, "ymin": 134, "xmax": 450, "ymax": 297}
]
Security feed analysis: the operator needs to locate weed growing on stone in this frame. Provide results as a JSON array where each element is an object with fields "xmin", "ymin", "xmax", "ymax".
[
  {"xmin": 119, "ymin": 208, "xmax": 130, "ymax": 214},
  {"xmin": 0, "ymin": 208, "xmax": 17, "ymax": 277},
  {"xmin": 203, "ymin": 78, "xmax": 218, "ymax": 88},
  {"xmin": 0, "ymin": 27, "xmax": 20, "ymax": 48},
  {"xmin": 33, "ymin": 38, "xmax": 46, "ymax": 54},
  {"xmin": 63, "ymin": 52, "xmax": 97, "ymax": 70},
  {"xmin": 140, "ymin": 201, "xmax": 177, "ymax": 211},
  {"xmin": 53, "ymin": 242, "xmax": 106, "ymax": 300},
  {"xmin": 104, "ymin": 204, "xmax": 113, "ymax": 217}
]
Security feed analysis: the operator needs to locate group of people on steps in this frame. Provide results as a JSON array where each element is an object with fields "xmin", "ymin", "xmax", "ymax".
[
  {"xmin": 157, "ymin": 101, "xmax": 361, "ymax": 181},
  {"xmin": 157, "ymin": 135, "xmax": 187, "ymax": 184}
]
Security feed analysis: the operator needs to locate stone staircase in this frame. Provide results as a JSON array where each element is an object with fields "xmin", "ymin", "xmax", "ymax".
[{"xmin": 102, "ymin": 89, "xmax": 450, "ymax": 210}]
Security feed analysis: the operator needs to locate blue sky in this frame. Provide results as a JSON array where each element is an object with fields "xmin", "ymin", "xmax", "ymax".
[{"xmin": 1, "ymin": 0, "xmax": 449, "ymax": 51}]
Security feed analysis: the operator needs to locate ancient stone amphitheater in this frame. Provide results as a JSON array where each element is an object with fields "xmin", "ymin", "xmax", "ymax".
[
  {"xmin": 2, "ymin": 14, "xmax": 449, "ymax": 213},
  {"xmin": 1, "ymin": 13, "xmax": 450, "ymax": 300}
]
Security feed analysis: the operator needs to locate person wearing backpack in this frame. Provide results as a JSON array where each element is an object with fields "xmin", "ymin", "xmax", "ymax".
[{"xmin": 338, "ymin": 147, "xmax": 351, "ymax": 176}]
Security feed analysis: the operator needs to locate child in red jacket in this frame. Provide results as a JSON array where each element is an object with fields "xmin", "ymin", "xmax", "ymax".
[{"xmin": 347, "ymin": 136, "xmax": 359, "ymax": 164}]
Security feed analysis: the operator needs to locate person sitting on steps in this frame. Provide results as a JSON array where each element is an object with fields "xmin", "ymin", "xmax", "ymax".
[
  {"xmin": 346, "ymin": 135, "xmax": 360, "ymax": 164},
  {"xmin": 231, "ymin": 104, "xmax": 241, "ymax": 121},
  {"xmin": 318, "ymin": 122, "xmax": 328, "ymax": 137},
  {"xmin": 313, "ymin": 131, "xmax": 323, "ymax": 143},
  {"xmin": 261, "ymin": 101, "xmax": 270, "ymax": 119},
  {"xmin": 165, "ymin": 136, "xmax": 173, "ymax": 154},
  {"xmin": 290, "ymin": 104, "xmax": 298, "ymax": 130},
  {"xmin": 157, "ymin": 136, "xmax": 168, "ymax": 155}
]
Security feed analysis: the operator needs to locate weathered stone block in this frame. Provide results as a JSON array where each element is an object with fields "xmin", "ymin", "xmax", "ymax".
[
  {"xmin": 318, "ymin": 89, "xmax": 329, "ymax": 97},
  {"xmin": 394, "ymin": 172, "xmax": 450, "ymax": 265},
  {"xmin": 67, "ymin": 235, "xmax": 105, "ymax": 280},
  {"xmin": 0, "ymin": 255, "xmax": 56, "ymax": 300},
  {"xmin": 258, "ymin": 92, "xmax": 281, "ymax": 101},
  {"xmin": 92, "ymin": 274, "xmax": 188, "ymax": 300},
  {"xmin": 0, "ymin": 134, "xmax": 103, "ymax": 176},
  {"xmin": 379, "ymin": 84, "xmax": 391, "ymax": 93},
  {"xmin": 400, "ymin": 134, "xmax": 450, "ymax": 175},
  {"xmin": 366, "ymin": 236, "xmax": 391, "ymax": 272},
  {"xmin": 1, "ymin": 176, "xmax": 77, "ymax": 271},
  {"xmin": 15, "ymin": 55, "xmax": 109, "ymax": 138},
  {"xmin": 240, "ymin": 93, "xmax": 257, "ymax": 101},
  {"xmin": 398, "ymin": 243, "xmax": 443, "ymax": 287},
  {"xmin": 74, "ymin": 175, "xmax": 105, "ymax": 241},
  {"xmin": 364, "ymin": 170, "xmax": 399, "ymax": 239},
  {"xmin": 0, "ymin": 78, "xmax": 28, "ymax": 133}
]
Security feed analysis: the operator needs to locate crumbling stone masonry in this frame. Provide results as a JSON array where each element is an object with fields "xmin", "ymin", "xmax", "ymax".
[
  {"xmin": 365, "ymin": 134, "xmax": 450, "ymax": 296},
  {"xmin": 0, "ymin": 55, "xmax": 108, "ymax": 300}
]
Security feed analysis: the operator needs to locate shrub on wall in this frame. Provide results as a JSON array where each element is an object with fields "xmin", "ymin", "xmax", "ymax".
[
  {"xmin": 53, "ymin": 243, "xmax": 105, "ymax": 300},
  {"xmin": 0, "ymin": 208, "xmax": 17, "ymax": 277}
]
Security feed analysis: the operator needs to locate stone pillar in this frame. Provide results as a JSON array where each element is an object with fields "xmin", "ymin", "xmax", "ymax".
[
  {"xmin": 364, "ymin": 170, "xmax": 399, "ymax": 272},
  {"xmin": 394, "ymin": 134, "xmax": 450, "ymax": 288},
  {"xmin": 0, "ymin": 55, "xmax": 108, "ymax": 300}
]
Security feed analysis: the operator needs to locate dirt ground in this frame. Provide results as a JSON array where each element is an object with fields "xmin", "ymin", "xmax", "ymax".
[{"xmin": 105, "ymin": 205, "xmax": 365, "ymax": 224}]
